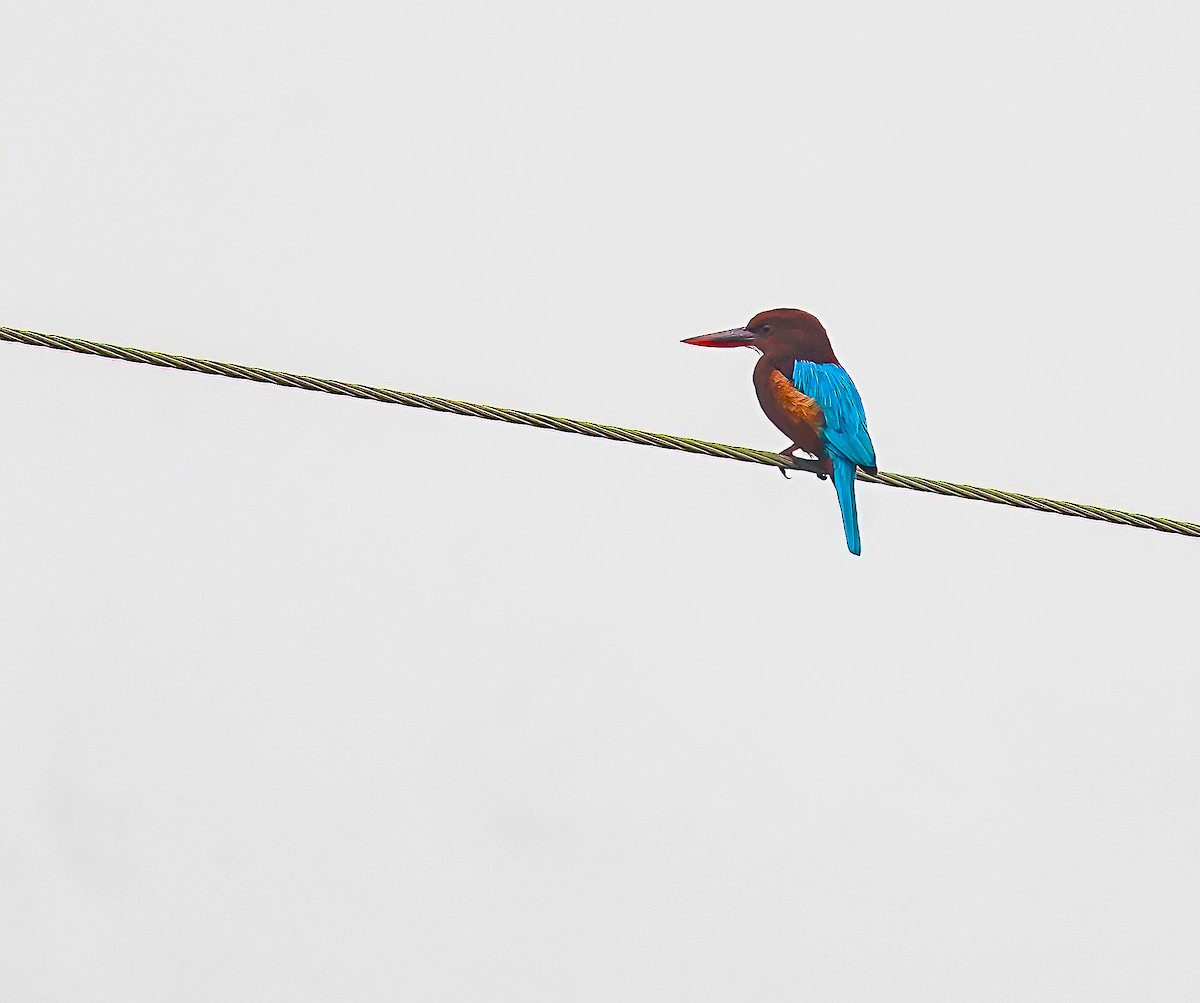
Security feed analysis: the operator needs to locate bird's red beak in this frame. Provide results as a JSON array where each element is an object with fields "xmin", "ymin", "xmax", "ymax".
[{"xmin": 681, "ymin": 327, "xmax": 756, "ymax": 348}]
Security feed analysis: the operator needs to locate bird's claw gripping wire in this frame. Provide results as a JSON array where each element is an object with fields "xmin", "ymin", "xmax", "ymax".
[{"xmin": 778, "ymin": 451, "xmax": 827, "ymax": 480}]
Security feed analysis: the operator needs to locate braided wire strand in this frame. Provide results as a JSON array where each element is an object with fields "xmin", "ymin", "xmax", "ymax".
[{"xmin": 1, "ymin": 326, "xmax": 1196, "ymax": 539}]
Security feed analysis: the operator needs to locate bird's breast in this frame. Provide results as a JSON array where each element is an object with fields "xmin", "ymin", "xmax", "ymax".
[{"xmin": 753, "ymin": 362, "xmax": 826, "ymax": 456}]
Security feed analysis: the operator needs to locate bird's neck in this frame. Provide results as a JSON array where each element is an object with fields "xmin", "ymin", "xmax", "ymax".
[
  {"xmin": 753, "ymin": 350, "xmax": 842, "ymax": 392},
  {"xmin": 760, "ymin": 346, "xmax": 840, "ymax": 374},
  {"xmin": 753, "ymin": 353, "xmax": 794, "ymax": 387}
]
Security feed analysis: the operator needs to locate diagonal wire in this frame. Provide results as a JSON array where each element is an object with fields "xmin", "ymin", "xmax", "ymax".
[{"xmin": 1, "ymin": 325, "xmax": 1196, "ymax": 539}]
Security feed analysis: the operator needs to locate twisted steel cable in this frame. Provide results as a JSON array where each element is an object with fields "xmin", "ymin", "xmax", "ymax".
[{"xmin": 1, "ymin": 325, "xmax": 1196, "ymax": 539}]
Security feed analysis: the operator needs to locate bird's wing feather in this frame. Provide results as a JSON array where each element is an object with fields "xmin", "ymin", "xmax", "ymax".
[{"xmin": 792, "ymin": 361, "xmax": 876, "ymax": 469}]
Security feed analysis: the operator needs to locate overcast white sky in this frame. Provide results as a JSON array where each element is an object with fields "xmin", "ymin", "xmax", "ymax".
[{"xmin": 2, "ymin": 0, "xmax": 1198, "ymax": 999}]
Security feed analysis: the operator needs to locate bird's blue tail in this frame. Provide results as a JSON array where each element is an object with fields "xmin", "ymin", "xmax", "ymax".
[{"xmin": 831, "ymin": 456, "xmax": 861, "ymax": 556}]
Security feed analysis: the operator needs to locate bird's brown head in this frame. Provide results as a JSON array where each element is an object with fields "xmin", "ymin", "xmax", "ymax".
[{"xmin": 682, "ymin": 308, "xmax": 838, "ymax": 365}]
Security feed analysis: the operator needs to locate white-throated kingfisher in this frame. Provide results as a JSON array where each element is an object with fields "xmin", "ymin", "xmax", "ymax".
[{"xmin": 683, "ymin": 308, "xmax": 877, "ymax": 556}]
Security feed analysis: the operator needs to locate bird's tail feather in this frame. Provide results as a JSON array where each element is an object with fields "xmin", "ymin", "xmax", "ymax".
[{"xmin": 831, "ymin": 457, "xmax": 862, "ymax": 556}]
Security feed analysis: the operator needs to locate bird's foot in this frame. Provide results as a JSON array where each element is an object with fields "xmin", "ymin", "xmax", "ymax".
[{"xmin": 778, "ymin": 448, "xmax": 828, "ymax": 480}]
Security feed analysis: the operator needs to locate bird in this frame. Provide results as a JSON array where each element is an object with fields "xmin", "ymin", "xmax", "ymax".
[{"xmin": 683, "ymin": 308, "xmax": 877, "ymax": 555}]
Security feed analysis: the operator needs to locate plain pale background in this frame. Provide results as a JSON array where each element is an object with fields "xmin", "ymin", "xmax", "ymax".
[{"xmin": 2, "ymin": 1, "xmax": 1198, "ymax": 999}]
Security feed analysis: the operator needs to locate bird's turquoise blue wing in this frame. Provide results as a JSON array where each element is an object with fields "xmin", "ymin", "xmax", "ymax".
[{"xmin": 792, "ymin": 361, "xmax": 876, "ymax": 469}]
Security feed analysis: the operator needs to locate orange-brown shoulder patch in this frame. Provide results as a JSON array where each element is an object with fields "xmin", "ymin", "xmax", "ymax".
[
  {"xmin": 753, "ymin": 367, "xmax": 826, "ymax": 458},
  {"xmin": 767, "ymin": 368, "xmax": 824, "ymax": 430}
]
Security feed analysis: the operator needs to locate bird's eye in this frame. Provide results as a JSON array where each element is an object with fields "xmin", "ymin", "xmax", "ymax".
[{"xmin": 760, "ymin": 325, "xmax": 771, "ymax": 334}]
